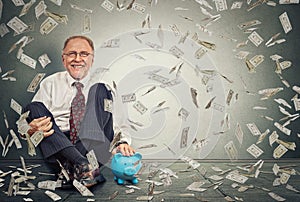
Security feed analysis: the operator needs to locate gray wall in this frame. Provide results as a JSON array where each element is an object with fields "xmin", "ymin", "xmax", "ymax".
[{"xmin": 0, "ymin": 0, "xmax": 299, "ymax": 161}]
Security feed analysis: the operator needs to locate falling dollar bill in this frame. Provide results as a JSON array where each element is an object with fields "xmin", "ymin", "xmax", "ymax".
[
  {"xmin": 101, "ymin": 38, "xmax": 120, "ymax": 48},
  {"xmin": 70, "ymin": 3, "xmax": 93, "ymax": 13},
  {"xmin": 247, "ymin": 144, "xmax": 264, "ymax": 158},
  {"xmin": 122, "ymin": 93, "xmax": 136, "ymax": 103},
  {"xmin": 38, "ymin": 180, "xmax": 57, "ymax": 190},
  {"xmin": 169, "ymin": 24, "xmax": 181, "ymax": 36},
  {"xmin": 45, "ymin": 190, "xmax": 61, "ymax": 201},
  {"xmin": 190, "ymin": 87, "xmax": 199, "ymax": 108},
  {"xmin": 40, "ymin": 17, "xmax": 58, "ymax": 35},
  {"xmin": 73, "ymin": 179, "xmax": 94, "ymax": 196},
  {"xmin": 279, "ymin": 12, "xmax": 292, "ymax": 34},
  {"xmin": 0, "ymin": 23, "xmax": 10, "ymax": 37},
  {"xmin": 10, "ymin": 98, "xmax": 22, "ymax": 115},
  {"xmin": 104, "ymin": 98, "xmax": 113, "ymax": 113},
  {"xmin": 249, "ymin": 54, "xmax": 264, "ymax": 67},
  {"xmin": 7, "ymin": 16, "xmax": 28, "ymax": 35},
  {"xmin": 178, "ymin": 108, "xmax": 189, "ymax": 121},
  {"xmin": 180, "ymin": 127, "xmax": 189, "ymax": 148},
  {"xmin": 186, "ymin": 181, "xmax": 206, "ymax": 192},
  {"xmin": 9, "ymin": 129, "xmax": 22, "ymax": 149},
  {"xmin": 214, "ymin": 0, "xmax": 228, "ymax": 11},
  {"xmin": 238, "ymin": 19, "xmax": 261, "ymax": 30},
  {"xmin": 131, "ymin": 2, "xmax": 146, "ymax": 14},
  {"xmin": 169, "ymin": 45, "xmax": 184, "ymax": 58},
  {"xmin": 101, "ymin": 0, "xmax": 114, "ymax": 12},
  {"xmin": 19, "ymin": 0, "xmax": 36, "ymax": 17},
  {"xmin": 274, "ymin": 122, "xmax": 291, "ymax": 136},
  {"xmin": 25, "ymin": 133, "xmax": 36, "ymax": 156},
  {"xmin": 133, "ymin": 101, "xmax": 148, "ymax": 114},
  {"xmin": 38, "ymin": 54, "xmax": 51, "ymax": 68},
  {"xmin": 83, "ymin": 14, "xmax": 91, "ymax": 34},
  {"xmin": 235, "ymin": 123, "xmax": 243, "ymax": 145},
  {"xmin": 44, "ymin": 11, "xmax": 68, "ymax": 24},
  {"xmin": 224, "ymin": 141, "xmax": 238, "ymax": 161},
  {"xmin": 248, "ymin": 31, "xmax": 264, "ymax": 47},
  {"xmin": 27, "ymin": 73, "xmax": 46, "ymax": 93},
  {"xmin": 49, "ymin": 0, "xmax": 62, "ymax": 6},
  {"xmin": 20, "ymin": 53, "xmax": 37, "ymax": 69},
  {"xmin": 86, "ymin": 150, "xmax": 99, "ymax": 170},
  {"xmin": 273, "ymin": 144, "xmax": 288, "ymax": 159},
  {"xmin": 12, "ymin": 0, "xmax": 25, "ymax": 6},
  {"xmin": 226, "ymin": 171, "xmax": 248, "ymax": 184},
  {"xmin": 246, "ymin": 122, "xmax": 261, "ymax": 136}
]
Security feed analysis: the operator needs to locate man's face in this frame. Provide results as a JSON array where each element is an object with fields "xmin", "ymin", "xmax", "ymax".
[{"xmin": 62, "ymin": 38, "xmax": 94, "ymax": 80}]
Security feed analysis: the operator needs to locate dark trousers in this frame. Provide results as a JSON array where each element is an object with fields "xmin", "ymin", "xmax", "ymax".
[{"xmin": 24, "ymin": 83, "xmax": 114, "ymax": 171}]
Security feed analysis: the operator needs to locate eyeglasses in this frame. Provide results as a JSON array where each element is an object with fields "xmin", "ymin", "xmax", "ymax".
[{"xmin": 63, "ymin": 51, "xmax": 94, "ymax": 58}]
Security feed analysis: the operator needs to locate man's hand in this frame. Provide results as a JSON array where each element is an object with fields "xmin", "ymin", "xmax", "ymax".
[
  {"xmin": 112, "ymin": 143, "xmax": 135, "ymax": 156},
  {"xmin": 28, "ymin": 116, "xmax": 54, "ymax": 137}
]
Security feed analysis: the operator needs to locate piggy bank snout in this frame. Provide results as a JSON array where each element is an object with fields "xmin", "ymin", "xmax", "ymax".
[{"xmin": 124, "ymin": 167, "xmax": 136, "ymax": 176}]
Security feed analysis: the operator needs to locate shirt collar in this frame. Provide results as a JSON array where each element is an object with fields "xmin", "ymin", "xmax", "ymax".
[{"xmin": 65, "ymin": 71, "xmax": 91, "ymax": 88}]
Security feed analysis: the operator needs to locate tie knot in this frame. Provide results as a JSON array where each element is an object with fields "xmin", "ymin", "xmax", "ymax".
[{"xmin": 74, "ymin": 82, "xmax": 84, "ymax": 90}]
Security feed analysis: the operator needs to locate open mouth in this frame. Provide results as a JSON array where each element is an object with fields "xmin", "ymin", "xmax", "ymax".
[{"xmin": 71, "ymin": 64, "xmax": 85, "ymax": 69}]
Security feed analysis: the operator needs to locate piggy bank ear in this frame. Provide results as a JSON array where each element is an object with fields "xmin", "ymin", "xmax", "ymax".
[
  {"xmin": 114, "ymin": 153, "xmax": 123, "ymax": 160},
  {"xmin": 134, "ymin": 152, "xmax": 142, "ymax": 160}
]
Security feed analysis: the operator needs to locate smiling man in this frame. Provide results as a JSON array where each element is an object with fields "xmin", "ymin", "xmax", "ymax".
[{"xmin": 22, "ymin": 35, "xmax": 135, "ymax": 188}]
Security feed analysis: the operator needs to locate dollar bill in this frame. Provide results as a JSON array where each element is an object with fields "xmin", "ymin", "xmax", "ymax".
[
  {"xmin": 44, "ymin": 11, "xmax": 68, "ymax": 24},
  {"xmin": 269, "ymin": 131, "xmax": 279, "ymax": 146},
  {"xmin": 101, "ymin": 38, "xmax": 120, "ymax": 48},
  {"xmin": 169, "ymin": 24, "xmax": 181, "ymax": 37},
  {"xmin": 45, "ymin": 190, "xmax": 61, "ymax": 201},
  {"xmin": 268, "ymin": 192, "xmax": 286, "ymax": 201},
  {"xmin": 148, "ymin": 73, "xmax": 169, "ymax": 83},
  {"xmin": 7, "ymin": 16, "xmax": 28, "ymax": 35},
  {"xmin": 248, "ymin": 31, "xmax": 264, "ymax": 47},
  {"xmin": 70, "ymin": 3, "xmax": 93, "ymax": 13},
  {"xmin": 235, "ymin": 123, "xmax": 243, "ymax": 145},
  {"xmin": 214, "ymin": 0, "xmax": 228, "ymax": 11},
  {"xmin": 30, "ymin": 131, "xmax": 44, "ymax": 147},
  {"xmin": 274, "ymin": 122, "xmax": 291, "ymax": 136},
  {"xmin": 279, "ymin": 12, "xmax": 292, "ymax": 34},
  {"xmin": 212, "ymin": 102, "xmax": 225, "ymax": 112},
  {"xmin": 273, "ymin": 144, "xmax": 288, "ymax": 159},
  {"xmin": 226, "ymin": 171, "xmax": 248, "ymax": 184},
  {"xmin": 180, "ymin": 127, "xmax": 189, "ymax": 148},
  {"xmin": 104, "ymin": 98, "xmax": 113, "ymax": 113},
  {"xmin": 186, "ymin": 181, "xmax": 206, "ymax": 192},
  {"xmin": 86, "ymin": 150, "xmax": 99, "ymax": 170},
  {"xmin": 238, "ymin": 20, "xmax": 261, "ymax": 30},
  {"xmin": 20, "ymin": 53, "xmax": 37, "ymax": 69},
  {"xmin": 19, "ymin": 0, "xmax": 36, "ymax": 17},
  {"xmin": 195, "ymin": 47, "xmax": 207, "ymax": 59},
  {"xmin": 38, "ymin": 180, "xmax": 56, "ymax": 190},
  {"xmin": 0, "ymin": 23, "xmax": 10, "ymax": 37},
  {"xmin": 224, "ymin": 141, "xmax": 238, "ymax": 161},
  {"xmin": 169, "ymin": 45, "xmax": 184, "ymax": 58},
  {"xmin": 40, "ymin": 17, "xmax": 58, "ymax": 35},
  {"xmin": 246, "ymin": 123, "xmax": 261, "ymax": 136},
  {"xmin": 101, "ymin": 0, "xmax": 114, "ymax": 12},
  {"xmin": 9, "ymin": 129, "xmax": 22, "ymax": 149},
  {"xmin": 122, "ymin": 93, "xmax": 136, "ymax": 103},
  {"xmin": 131, "ymin": 2, "xmax": 146, "ymax": 14},
  {"xmin": 160, "ymin": 79, "xmax": 181, "ymax": 88},
  {"xmin": 38, "ymin": 54, "xmax": 51, "ymax": 68},
  {"xmin": 146, "ymin": 41, "xmax": 161, "ymax": 49},
  {"xmin": 49, "ymin": 0, "xmax": 62, "ymax": 6},
  {"xmin": 35, "ymin": 0, "xmax": 47, "ymax": 19},
  {"xmin": 12, "ymin": 0, "xmax": 25, "ymax": 6},
  {"xmin": 249, "ymin": 54, "xmax": 264, "ymax": 67},
  {"xmin": 231, "ymin": 1, "xmax": 243, "ymax": 9},
  {"xmin": 25, "ymin": 133, "xmax": 36, "ymax": 156},
  {"xmin": 190, "ymin": 88, "xmax": 199, "ymax": 108},
  {"xmin": 247, "ymin": 144, "xmax": 263, "ymax": 158},
  {"xmin": 10, "ymin": 98, "xmax": 22, "ymax": 115},
  {"xmin": 178, "ymin": 108, "xmax": 189, "ymax": 121},
  {"xmin": 73, "ymin": 179, "xmax": 94, "ymax": 196},
  {"xmin": 27, "ymin": 73, "xmax": 46, "ymax": 93},
  {"xmin": 226, "ymin": 89, "xmax": 234, "ymax": 105},
  {"xmin": 83, "ymin": 14, "xmax": 91, "ymax": 34},
  {"xmin": 133, "ymin": 101, "xmax": 148, "ymax": 114},
  {"xmin": 136, "ymin": 196, "xmax": 154, "ymax": 201},
  {"xmin": 279, "ymin": 0, "xmax": 299, "ymax": 3}
]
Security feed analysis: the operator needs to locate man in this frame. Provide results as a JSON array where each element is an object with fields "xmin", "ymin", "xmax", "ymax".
[{"xmin": 23, "ymin": 35, "xmax": 135, "ymax": 188}]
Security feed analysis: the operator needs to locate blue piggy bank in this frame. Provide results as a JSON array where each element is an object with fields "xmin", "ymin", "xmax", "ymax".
[{"xmin": 110, "ymin": 152, "xmax": 142, "ymax": 185}]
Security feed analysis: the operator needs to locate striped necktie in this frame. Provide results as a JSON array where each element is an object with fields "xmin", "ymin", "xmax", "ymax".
[{"xmin": 69, "ymin": 82, "xmax": 85, "ymax": 144}]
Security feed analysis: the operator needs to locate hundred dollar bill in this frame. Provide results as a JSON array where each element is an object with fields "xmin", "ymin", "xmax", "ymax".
[
  {"xmin": 256, "ymin": 129, "xmax": 270, "ymax": 144},
  {"xmin": 248, "ymin": 31, "xmax": 263, "ymax": 47},
  {"xmin": 169, "ymin": 24, "xmax": 181, "ymax": 37},
  {"xmin": 247, "ymin": 144, "xmax": 263, "ymax": 158},
  {"xmin": 279, "ymin": 0, "xmax": 299, "ymax": 3},
  {"xmin": 40, "ymin": 17, "xmax": 58, "ymax": 35},
  {"xmin": 104, "ymin": 98, "xmax": 113, "ymax": 113},
  {"xmin": 25, "ymin": 133, "xmax": 36, "ymax": 156},
  {"xmin": 121, "ymin": 93, "xmax": 136, "ymax": 103},
  {"xmin": 70, "ymin": 3, "xmax": 93, "ymax": 13},
  {"xmin": 83, "ymin": 14, "xmax": 91, "ymax": 34},
  {"xmin": 226, "ymin": 89, "xmax": 234, "ymax": 106},
  {"xmin": 186, "ymin": 181, "xmax": 206, "ymax": 192},
  {"xmin": 12, "ymin": 0, "xmax": 25, "ymax": 6},
  {"xmin": 132, "ymin": 2, "xmax": 146, "ymax": 14},
  {"xmin": 35, "ymin": 0, "xmax": 47, "ymax": 19},
  {"xmin": 195, "ymin": 47, "xmax": 207, "ymax": 59},
  {"xmin": 231, "ymin": 1, "xmax": 243, "ymax": 9},
  {"xmin": 235, "ymin": 123, "xmax": 243, "ymax": 145},
  {"xmin": 7, "ymin": 16, "xmax": 28, "ymax": 35},
  {"xmin": 27, "ymin": 73, "xmax": 46, "ymax": 93},
  {"xmin": 160, "ymin": 79, "xmax": 181, "ymax": 88},
  {"xmin": 101, "ymin": 0, "xmax": 114, "ymax": 12},
  {"xmin": 49, "ymin": 0, "xmax": 62, "ymax": 6},
  {"xmin": 273, "ymin": 144, "xmax": 288, "ymax": 159},
  {"xmin": 38, "ymin": 180, "xmax": 56, "ymax": 190},
  {"xmin": 180, "ymin": 127, "xmax": 189, "ymax": 148},
  {"xmin": 45, "ymin": 190, "xmax": 61, "ymax": 201},
  {"xmin": 190, "ymin": 88, "xmax": 199, "ymax": 108},
  {"xmin": 9, "ymin": 129, "xmax": 22, "ymax": 149},
  {"xmin": 44, "ymin": 11, "xmax": 68, "ymax": 24},
  {"xmin": 238, "ymin": 19, "xmax": 261, "ymax": 30},
  {"xmin": 30, "ymin": 131, "xmax": 44, "ymax": 147},
  {"xmin": 246, "ymin": 123, "xmax": 261, "ymax": 136},
  {"xmin": 73, "ymin": 179, "xmax": 94, "ymax": 196},
  {"xmin": 214, "ymin": 0, "xmax": 228, "ymax": 11},
  {"xmin": 280, "ymin": 60, "xmax": 292, "ymax": 70},
  {"xmin": 258, "ymin": 87, "xmax": 284, "ymax": 100},
  {"xmin": 279, "ymin": 12, "xmax": 292, "ymax": 34},
  {"xmin": 224, "ymin": 141, "xmax": 238, "ymax": 161},
  {"xmin": 19, "ymin": 0, "xmax": 36, "ymax": 17},
  {"xmin": 86, "ymin": 150, "xmax": 99, "ymax": 170},
  {"xmin": 212, "ymin": 102, "xmax": 225, "ymax": 112},
  {"xmin": 20, "ymin": 53, "xmax": 36, "ymax": 69},
  {"xmin": 38, "ymin": 54, "xmax": 51, "ymax": 68},
  {"xmin": 11, "ymin": 98, "xmax": 22, "ymax": 115},
  {"xmin": 226, "ymin": 171, "xmax": 248, "ymax": 184},
  {"xmin": 133, "ymin": 101, "xmax": 147, "ymax": 114},
  {"xmin": 148, "ymin": 73, "xmax": 169, "ymax": 83},
  {"xmin": 269, "ymin": 131, "xmax": 279, "ymax": 146},
  {"xmin": 276, "ymin": 139, "xmax": 296, "ymax": 151},
  {"xmin": 169, "ymin": 45, "xmax": 184, "ymax": 58}
]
